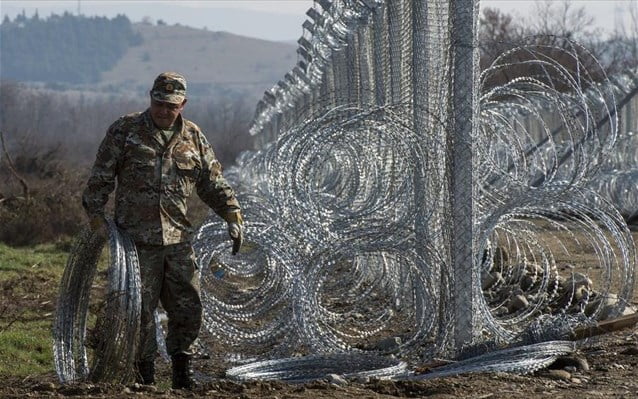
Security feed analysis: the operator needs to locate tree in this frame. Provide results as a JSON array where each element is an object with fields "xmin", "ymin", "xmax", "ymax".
[
  {"xmin": 479, "ymin": 0, "xmax": 638, "ymax": 88},
  {"xmin": 479, "ymin": 7, "xmax": 525, "ymax": 71},
  {"xmin": 603, "ymin": 2, "xmax": 638, "ymax": 75},
  {"xmin": 0, "ymin": 12, "xmax": 142, "ymax": 83}
]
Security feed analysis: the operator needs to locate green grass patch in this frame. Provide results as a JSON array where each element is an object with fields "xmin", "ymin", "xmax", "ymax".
[
  {"xmin": 0, "ymin": 241, "xmax": 69, "ymax": 280},
  {"xmin": 0, "ymin": 241, "xmax": 70, "ymax": 377},
  {"xmin": 0, "ymin": 321, "xmax": 55, "ymax": 375}
]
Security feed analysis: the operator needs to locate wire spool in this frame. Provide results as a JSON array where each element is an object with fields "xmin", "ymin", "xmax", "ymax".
[
  {"xmin": 53, "ymin": 220, "xmax": 141, "ymax": 383},
  {"xmin": 292, "ymin": 242, "xmax": 441, "ymax": 358}
]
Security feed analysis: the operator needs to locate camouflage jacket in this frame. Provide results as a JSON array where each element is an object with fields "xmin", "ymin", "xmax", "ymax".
[{"xmin": 82, "ymin": 109, "xmax": 240, "ymax": 245}]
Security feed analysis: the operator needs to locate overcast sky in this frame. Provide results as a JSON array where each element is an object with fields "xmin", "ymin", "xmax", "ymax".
[{"xmin": 2, "ymin": 1, "xmax": 636, "ymax": 41}]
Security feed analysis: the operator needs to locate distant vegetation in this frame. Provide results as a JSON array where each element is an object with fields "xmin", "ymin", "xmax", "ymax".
[
  {"xmin": 1, "ymin": 12, "xmax": 142, "ymax": 83},
  {"xmin": 0, "ymin": 82, "xmax": 254, "ymax": 245}
]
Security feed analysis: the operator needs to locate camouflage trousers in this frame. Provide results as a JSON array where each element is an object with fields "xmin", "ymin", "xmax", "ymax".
[{"xmin": 136, "ymin": 242, "xmax": 202, "ymax": 362}]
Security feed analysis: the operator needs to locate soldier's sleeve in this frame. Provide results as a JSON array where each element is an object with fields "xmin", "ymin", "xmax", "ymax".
[
  {"xmin": 196, "ymin": 132, "xmax": 241, "ymax": 222},
  {"xmin": 81, "ymin": 121, "xmax": 125, "ymax": 218}
]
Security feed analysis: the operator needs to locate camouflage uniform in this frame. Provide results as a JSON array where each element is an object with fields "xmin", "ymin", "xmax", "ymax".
[
  {"xmin": 82, "ymin": 74, "xmax": 240, "ymax": 362},
  {"xmin": 136, "ymin": 242, "xmax": 201, "ymax": 361}
]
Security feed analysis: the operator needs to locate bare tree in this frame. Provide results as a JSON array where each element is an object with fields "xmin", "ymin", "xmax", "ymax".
[
  {"xmin": 479, "ymin": 0, "xmax": 638, "ymax": 89},
  {"xmin": 604, "ymin": 2, "xmax": 638, "ymax": 74},
  {"xmin": 0, "ymin": 130, "xmax": 30, "ymax": 200},
  {"xmin": 479, "ymin": 7, "xmax": 525, "ymax": 70},
  {"xmin": 527, "ymin": 0, "xmax": 599, "ymax": 41}
]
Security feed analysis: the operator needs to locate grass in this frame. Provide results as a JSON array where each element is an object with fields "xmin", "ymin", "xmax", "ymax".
[
  {"xmin": 0, "ymin": 241, "xmax": 71, "ymax": 377},
  {"xmin": 0, "ymin": 321, "xmax": 54, "ymax": 375}
]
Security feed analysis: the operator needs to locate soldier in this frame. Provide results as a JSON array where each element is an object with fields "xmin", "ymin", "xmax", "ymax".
[{"xmin": 82, "ymin": 72, "xmax": 243, "ymax": 389}]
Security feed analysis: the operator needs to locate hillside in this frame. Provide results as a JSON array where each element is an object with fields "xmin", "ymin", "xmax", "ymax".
[
  {"xmin": 99, "ymin": 22, "xmax": 298, "ymax": 100},
  {"xmin": 0, "ymin": 13, "xmax": 142, "ymax": 84},
  {"xmin": 0, "ymin": 13, "xmax": 298, "ymax": 101}
]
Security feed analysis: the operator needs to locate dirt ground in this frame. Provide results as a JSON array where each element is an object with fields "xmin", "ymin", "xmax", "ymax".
[
  {"xmin": 3, "ymin": 329, "xmax": 638, "ymax": 399},
  {"xmin": 1, "ymin": 228, "xmax": 638, "ymax": 398}
]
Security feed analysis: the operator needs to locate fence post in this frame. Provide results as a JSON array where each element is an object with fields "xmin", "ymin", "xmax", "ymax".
[{"xmin": 449, "ymin": 0, "xmax": 480, "ymax": 351}]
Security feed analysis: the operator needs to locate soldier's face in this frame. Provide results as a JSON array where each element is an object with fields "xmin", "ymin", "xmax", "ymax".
[{"xmin": 150, "ymin": 98, "xmax": 186, "ymax": 128}]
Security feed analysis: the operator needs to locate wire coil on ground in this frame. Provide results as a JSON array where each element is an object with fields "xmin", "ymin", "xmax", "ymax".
[
  {"xmin": 53, "ymin": 220, "xmax": 141, "ymax": 383},
  {"xmin": 407, "ymin": 341, "xmax": 576, "ymax": 379},
  {"xmin": 226, "ymin": 353, "xmax": 408, "ymax": 382}
]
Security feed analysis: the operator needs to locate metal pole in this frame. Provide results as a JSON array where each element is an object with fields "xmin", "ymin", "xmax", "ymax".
[{"xmin": 449, "ymin": 0, "xmax": 480, "ymax": 351}]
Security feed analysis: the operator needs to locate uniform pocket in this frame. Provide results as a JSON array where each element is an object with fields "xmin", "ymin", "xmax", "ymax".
[
  {"xmin": 128, "ymin": 144, "xmax": 157, "ymax": 167},
  {"xmin": 121, "ymin": 144, "xmax": 157, "ymax": 190},
  {"xmin": 174, "ymin": 156, "xmax": 200, "ymax": 180}
]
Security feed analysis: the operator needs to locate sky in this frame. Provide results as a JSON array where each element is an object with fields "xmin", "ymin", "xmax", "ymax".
[{"xmin": 1, "ymin": 1, "xmax": 636, "ymax": 41}]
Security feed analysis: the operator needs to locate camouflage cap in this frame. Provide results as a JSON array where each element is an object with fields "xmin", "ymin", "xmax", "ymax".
[{"xmin": 150, "ymin": 72, "xmax": 187, "ymax": 104}]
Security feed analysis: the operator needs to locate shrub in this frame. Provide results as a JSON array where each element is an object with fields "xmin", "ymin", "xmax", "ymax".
[{"xmin": 0, "ymin": 148, "xmax": 88, "ymax": 246}]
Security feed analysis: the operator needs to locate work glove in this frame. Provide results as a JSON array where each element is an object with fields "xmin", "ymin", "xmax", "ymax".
[
  {"xmin": 223, "ymin": 211, "xmax": 243, "ymax": 255},
  {"xmin": 228, "ymin": 222, "xmax": 243, "ymax": 255}
]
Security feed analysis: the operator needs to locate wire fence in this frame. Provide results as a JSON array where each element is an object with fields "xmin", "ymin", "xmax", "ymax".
[{"xmin": 54, "ymin": 0, "xmax": 638, "ymax": 384}]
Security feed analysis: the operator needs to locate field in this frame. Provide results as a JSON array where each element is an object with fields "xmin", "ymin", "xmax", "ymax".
[{"xmin": 0, "ymin": 232, "xmax": 637, "ymax": 399}]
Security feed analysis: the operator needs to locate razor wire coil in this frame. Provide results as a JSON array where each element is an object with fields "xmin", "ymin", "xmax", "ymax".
[
  {"xmin": 53, "ymin": 220, "xmax": 141, "ymax": 384},
  {"xmin": 54, "ymin": 0, "xmax": 638, "ymax": 384},
  {"xmin": 226, "ymin": 353, "xmax": 408, "ymax": 382}
]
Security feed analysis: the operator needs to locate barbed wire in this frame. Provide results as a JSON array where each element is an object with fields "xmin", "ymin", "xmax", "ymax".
[
  {"xmin": 53, "ymin": 0, "xmax": 638, "ymax": 384},
  {"xmin": 53, "ymin": 220, "xmax": 141, "ymax": 383},
  {"xmin": 226, "ymin": 353, "xmax": 408, "ymax": 382},
  {"xmin": 195, "ymin": 36, "xmax": 636, "ymax": 378},
  {"xmin": 406, "ymin": 341, "xmax": 576, "ymax": 380}
]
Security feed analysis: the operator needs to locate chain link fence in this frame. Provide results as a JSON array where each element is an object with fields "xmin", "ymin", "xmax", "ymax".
[
  {"xmin": 249, "ymin": 0, "xmax": 482, "ymax": 356},
  {"xmin": 236, "ymin": 0, "xmax": 636, "ymax": 361}
]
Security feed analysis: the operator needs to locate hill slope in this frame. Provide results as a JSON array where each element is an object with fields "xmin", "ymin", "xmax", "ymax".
[
  {"xmin": 1, "ymin": 13, "xmax": 298, "ymax": 101},
  {"xmin": 99, "ymin": 23, "xmax": 298, "ymax": 99}
]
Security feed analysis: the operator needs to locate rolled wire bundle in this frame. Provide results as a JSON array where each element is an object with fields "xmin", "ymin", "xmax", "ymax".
[
  {"xmin": 407, "ymin": 341, "xmax": 576, "ymax": 380},
  {"xmin": 53, "ymin": 220, "xmax": 141, "ymax": 383},
  {"xmin": 267, "ymin": 105, "xmax": 439, "ymax": 247},
  {"xmin": 478, "ymin": 38, "xmax": 618, "ymax": 194},
  {"xmin": 474, "ymin": 37, "xmax": 636, "ymax": 345},
  {"xmin": 226, "ymin": 353, "xmax": 408, "ymax": 382},
  {"xmin": 476, "ymin": 188, "xmax": 636, "ymax": 343}
]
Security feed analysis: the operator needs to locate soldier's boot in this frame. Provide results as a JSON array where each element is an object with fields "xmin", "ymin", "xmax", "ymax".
[
  {"xmin": 136, "ymin": 360, "xmax": 155, "ymax": 385},
  {"xmin": 171, "ymin": 354, "xmax": 196, "ymax": 390}
]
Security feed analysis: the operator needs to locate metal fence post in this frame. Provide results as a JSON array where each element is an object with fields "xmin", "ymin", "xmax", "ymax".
[{"xmin": 449, "ymin": 0, "xmax": 480, "ymax": 351}]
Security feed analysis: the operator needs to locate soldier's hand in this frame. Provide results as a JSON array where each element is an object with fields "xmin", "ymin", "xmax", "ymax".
[
  {"xmin": 89, "ymin": 216, "xmax": 107, "ymax": 237},
  {"xmin": 228, "ymin": 222, "xmax": 243, "ymax": 255}
]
